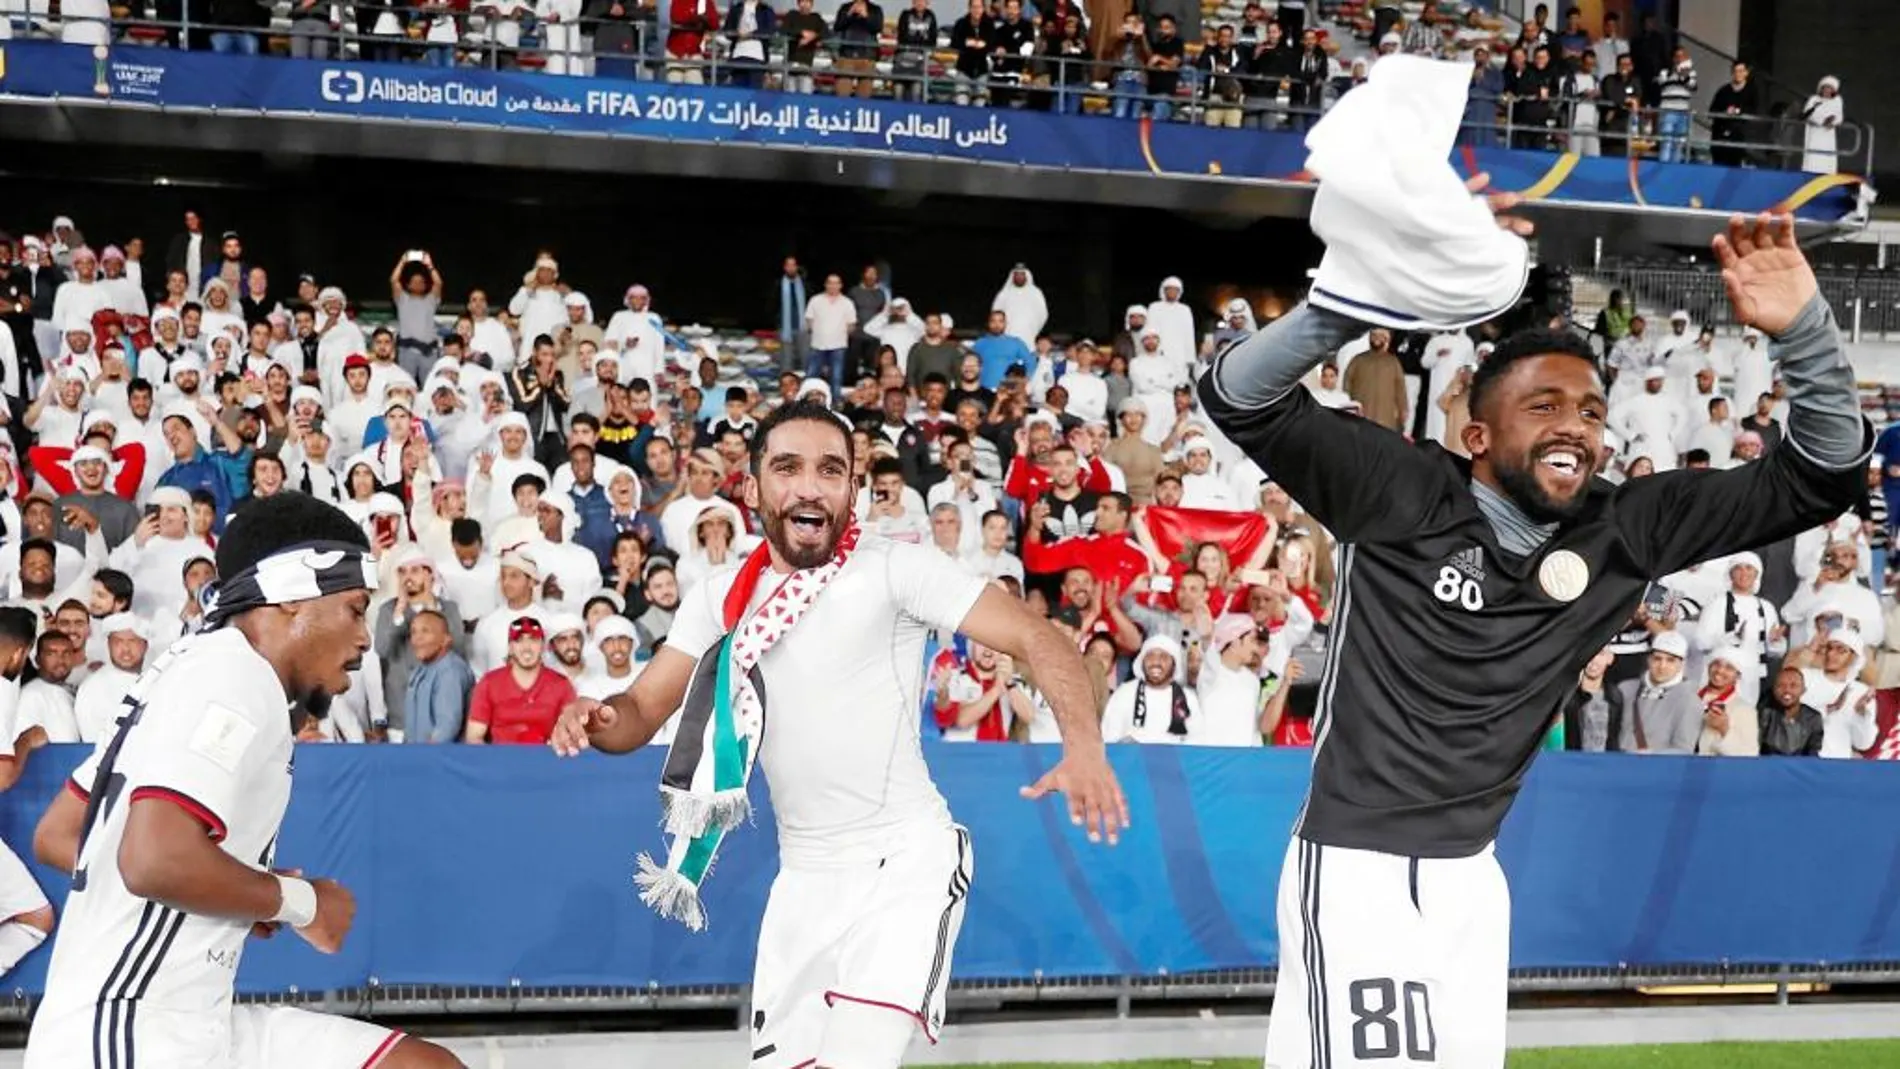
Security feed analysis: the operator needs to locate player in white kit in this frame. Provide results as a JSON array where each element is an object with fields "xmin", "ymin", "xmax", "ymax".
[
  {"xmin": 25, "ymin": 493, "xmax": 463, "ymax": 1069},
  {"xmin": 0, "ymin": 607, "xmax": 57, "ymax": 982},
  {"xmin": 550, "ymin": 399, "xmax": 1128, "ymax": 1069}
]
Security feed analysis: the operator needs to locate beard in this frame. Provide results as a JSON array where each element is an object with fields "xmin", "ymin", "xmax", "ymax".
[
  {"xmin": 1491, "ymin": 448, "xmax": 1593, "ymax": 524},
  {"xmin": 762, "ymin": 498, "xmax": 846, "ymax": 570}
]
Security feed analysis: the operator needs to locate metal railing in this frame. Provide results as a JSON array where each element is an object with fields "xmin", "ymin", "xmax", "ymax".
[
  {"xmin": 1591, "ymin": 262, "xmax": 1900, "ymax": 343},
  {"xmin": 3, "ymin": 960, "xmax": 1897, "ymax": 1025},
  {"xmin": 8, "ymin": 12, "xmax": 1870, "ymax": 172}
]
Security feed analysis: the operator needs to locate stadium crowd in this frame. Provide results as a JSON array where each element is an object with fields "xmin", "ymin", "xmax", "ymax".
[
  {"xmin": 7, "ymin": 0, "xmax": 1850, "ymax": 171},
  {"xmin": 0, "ymin": 204, "xmax": 1894, "ymax": 761}
]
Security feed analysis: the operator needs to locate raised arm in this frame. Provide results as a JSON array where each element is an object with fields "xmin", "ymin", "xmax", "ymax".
[{"xmin": 1614, "ymin": 216, "xmax": 1870, "ymax": 577}]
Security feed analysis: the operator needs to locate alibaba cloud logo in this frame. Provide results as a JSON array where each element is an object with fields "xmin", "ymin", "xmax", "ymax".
[{"xmin": 320, "ymin": 69, "xmax": 365, "ymax": 103}]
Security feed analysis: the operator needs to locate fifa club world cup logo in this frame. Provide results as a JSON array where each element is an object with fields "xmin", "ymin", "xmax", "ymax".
[{"xmin": 92, "ymin": 45, "xmax": 110, "ymax": 96}]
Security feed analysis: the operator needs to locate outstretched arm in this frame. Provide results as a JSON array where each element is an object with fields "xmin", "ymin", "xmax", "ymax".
[
  {"xmin": 958, "ymin": 585, "xmax": 1128, "ymax": 844},
  {"xmin": 1616, "ymin": 215, "xmax": 1871, "ymax": 577},
  {"xmin": 1721, "ymin": 217, "xmax": 1863, "ymax": 471},
  {"xmin": 551, "ymin": 645, "xmax": 694, "ymax": 755},
  {"xmin": 1209, "ymin": 303, "xmax": 1365, "ymax": 410}
]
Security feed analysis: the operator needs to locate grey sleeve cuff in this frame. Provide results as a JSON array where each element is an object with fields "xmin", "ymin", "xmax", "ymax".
[
  {"xmin": 1210, "ymin": 303, "xmax": 1369, "ymax": 410},
  {"xmin": 1773, "ymin": 293, "xmax": 1871, "ymax": 471}
]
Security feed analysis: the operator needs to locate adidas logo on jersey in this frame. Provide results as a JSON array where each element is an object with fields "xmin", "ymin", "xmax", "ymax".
[
  {"xmin": 1449, "ymin": 546, "xmax": 1486, "ymax": 584},
  {"xmin": 1433, "ymin": 547, "xmax": 1487, "ymax": 611}
]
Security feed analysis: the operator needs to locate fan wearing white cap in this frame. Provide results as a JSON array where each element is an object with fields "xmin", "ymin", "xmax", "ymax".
[
  {"xmin": 1176, "ymin": 434, "xmax": 1238, "ymax": 509},
  {"xmin": 106, "ymin": 485, "xmax": 216, "ymax": 619},
  {"xmin": 528, "ymin": 491, "xmax": 604, "ymax": 615},
  {"xmin": 865, "ymin": 297, "xmax": 925, "ymax": 372},
  {"xmin": 53, "ymin": 315, "xmax": 104, "ymax": 382},
  {"xmin": 25, "ymin": 363, "xmax": 90, "ymax": 447},
  {"xmin": 1692, "ymin": 646, "xmax": 1760, "ymax": 756},
  {"xmin": 1610, "ymin": 630, "xmax": 1703, "ymax": 753},
  {"xmin": 605, "ymin": 284, "xmax": 666, "ymax": 374},
  {"xmin": 1608, "ymin": 364, "xmax": 1686, "ymax": 472},
  {"xmin": 508, "ymin": 255, "xmax": 566, "ymax": 368},
  {"xmin": 1690, "ymin": 551, "xmax": 1783, "ymax": 709},
  {"xmin": 469, "ymin": 547, "xmax": 551, "ymax": 676},
  {"xmin": 1422, "ymin": 329, "xmax": 1479, "ymax": 445},
  {"xmin": 1147, "ymin": 276, "xmax": 1197, "ymax": 382},
  {"xmin": 1784, "ymin": 539, "xmax": 1884, "ymax": 651},
  {"xmin": 312, "ymin": 287, "xmax": 368, "ymax": 397},
  {"xmin": 541, "ymin": 613, "xmax": 588, "ymax": 681},
  {"xmin": 573, "ymin": 614, "xmax": 646, "ymax": 706},
  {"xmin": 72, "ymin": 612, "xmax": 149, "ymax": 743},
  {"xmin": 371, "ymin": 545, "xmax": 467, "ymax": 737},
  {"xmin": 553, "ymin": 292, "xmax": 603, "ymax": 379},
  {"xmin": 1656, "ymin": 307, "xmax": 1698, "ymax": 363},
  {"xmin": 49, "ymin": 251, "xmax": 105, "ymax": 343},
  {"xmin": 156, "ymin": 351, "xmax": 208, "ymax": 412},
  {"xmin": 1785, "ymin": 619, "xmax": 1877, "ymax": 758},
  {"xmin": 473, "ymin": 412, "xmax": 550, "ymax": 525},
  {"xmin": 51, "ymin": 441, "xmax": 143, "ymax": 552},
  {"xmin": 1605, "ymin": 314, "xmax": 1658, "ymax": 408}
]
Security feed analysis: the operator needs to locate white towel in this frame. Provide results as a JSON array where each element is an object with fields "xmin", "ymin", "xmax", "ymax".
[{"xmin": 1303, "ymin": 55, "xmax": 1531, "ymax": 332}]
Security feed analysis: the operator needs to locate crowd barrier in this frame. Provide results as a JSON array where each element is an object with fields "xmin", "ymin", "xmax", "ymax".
[
  {"xmin": 2, "ymin": 743, "xmax": 1899, "ymax": 997},
  {"xmin": 0, "ymin": 41, "xmax": 1866, "ymax": 225}
]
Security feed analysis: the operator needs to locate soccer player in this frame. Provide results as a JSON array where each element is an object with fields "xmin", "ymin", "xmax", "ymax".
[
  {"xmin": 0, "ymin": 607, "xmax": 56, "ymax": 981},
  {"xmin": 1200, "ymin": 211, "xmax": 1864, "ymax": 1069},
  {"xmin": 25, "ymin": 493, "xmax": 462, "ymax": 1069},
  {"xmin": 549, "ymin": 398, "xmax": 1126, "ymax": 1069}
]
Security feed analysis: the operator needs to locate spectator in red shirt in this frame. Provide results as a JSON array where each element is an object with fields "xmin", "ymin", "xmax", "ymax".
[
  {"xmin": 666, "ymin": 0, "xmax": 720, "ymax": 81},
  {"xmin": 465, "ymin": 615, "xmax": 576, "ymax": 744},
  {"xmin": 1003, "ymin": 411, "xmax": 1112, "ymax": 507},
  {"xmin": 933, "ymin": 639, "xmax": 1023, "ymax": 742},
  {"xmin": 1022, "ymin": 491, "xmax": 1149, "ymax": 595}
]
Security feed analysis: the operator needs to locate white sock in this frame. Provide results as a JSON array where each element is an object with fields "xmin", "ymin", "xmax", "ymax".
[{"xmin": 0, "ymin": 920, "xmax": 47, "ymax": 978}]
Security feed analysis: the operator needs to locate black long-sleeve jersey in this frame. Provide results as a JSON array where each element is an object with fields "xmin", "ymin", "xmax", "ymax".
[{"xmin": 1200, "ymin": 376, "xmax": 1866, "ymax": 857}]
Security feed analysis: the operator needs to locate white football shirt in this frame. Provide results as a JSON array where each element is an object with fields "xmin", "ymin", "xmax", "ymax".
[
  {"xmin": 666, "ymin": 536, "xmax": 986, "ymax": 867},
  {"xmin": 28, "ymin": 629, "xmax": 295, "ymax": 1053}
]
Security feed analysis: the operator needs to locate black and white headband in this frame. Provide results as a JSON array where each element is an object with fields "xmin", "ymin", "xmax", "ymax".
[{"xmin": 202, "ymin": 540, "xmax": 380, "ymax": 628}]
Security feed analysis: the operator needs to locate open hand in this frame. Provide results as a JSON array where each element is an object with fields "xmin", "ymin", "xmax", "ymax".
[
  {"xmin": 549, "ymin": 697, "xmax": 618, "ymax": 756},
  {"xmin": 1713, "ymin": 213, "xmax": 1817, "ymax": 336},
  {"xmin": 1466, "ymin": 172, "xmax": 1533, "ymax": 236},
  {"xmin": 1020, "ymin": 745, "xmax": 1129, "ymax": 845}
]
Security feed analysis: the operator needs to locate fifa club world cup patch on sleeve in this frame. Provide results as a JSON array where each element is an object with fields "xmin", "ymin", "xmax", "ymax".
[{"xmin": 189, "ymin": 704, "xmax": 257, "ymax": 774}]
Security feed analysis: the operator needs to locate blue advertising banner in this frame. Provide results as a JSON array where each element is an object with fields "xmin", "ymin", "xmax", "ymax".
[
  {"xmin": 1, "ymin": 743, "xmax": 1898, "ymax": 997},
  {"xmin": 0, "ymin": 41, "xmax": 1866, "ymax": 223}
]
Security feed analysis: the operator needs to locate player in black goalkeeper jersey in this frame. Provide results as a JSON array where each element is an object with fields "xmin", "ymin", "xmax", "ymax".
[{"xmin": 1199, "ymin": 212, "xmax": 1866, "ymax": 1069}]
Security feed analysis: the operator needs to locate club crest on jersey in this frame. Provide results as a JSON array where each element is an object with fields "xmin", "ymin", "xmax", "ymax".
[
  {"xmin": 1432, "ymin": 547, "xmax": 1486, "ymax": 611},
  {"xmin": 1538, "ymin": 549, "xmax": 1590, "ymax": 602}
]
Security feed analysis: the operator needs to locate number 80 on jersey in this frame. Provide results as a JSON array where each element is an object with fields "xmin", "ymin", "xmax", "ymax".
[{"xmin": 1431, "ymin": 566, "xmax": 1485, "ymax": 612}]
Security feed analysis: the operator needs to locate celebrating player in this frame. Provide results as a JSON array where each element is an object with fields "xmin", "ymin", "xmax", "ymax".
[
  {"xmin": 25, "ymin": 493, "xmax": 463, "ymax": 1069},
  {"xmin": 1201, "ymin": 209, "xmax": 1865, "ymax": 1069},
  {"xmin": 550, "ymin": 398, "xmax": 1126, "ymax": 1069}
]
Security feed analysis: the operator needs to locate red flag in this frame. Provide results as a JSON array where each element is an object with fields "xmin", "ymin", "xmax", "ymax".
[{"xmin": 1142, "ymin": 505, "xmax": 1271, "ymax": 572}]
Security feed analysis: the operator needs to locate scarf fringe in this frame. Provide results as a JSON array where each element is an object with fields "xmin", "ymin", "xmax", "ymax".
[
  {"xmin": 660, "ymin": 785, "xmax": 752, "ymax": 838},
  {"xmin": 634, "ymin": 853, "xmax": 708, "ymax": 932}
]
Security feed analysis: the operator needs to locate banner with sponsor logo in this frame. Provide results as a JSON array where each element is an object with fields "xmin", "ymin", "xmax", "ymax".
[{"xmin": 0, "ymin": 41, "xmax": 1867, "ymax": 222}]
